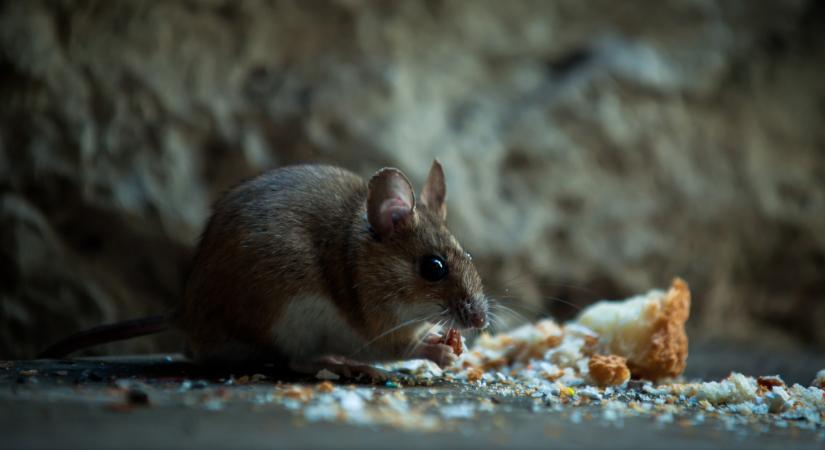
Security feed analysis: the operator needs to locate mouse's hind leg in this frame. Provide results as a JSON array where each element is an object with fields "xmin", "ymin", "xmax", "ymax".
[{"xmin": 289, "ymin": 355, "xmax": 396, "ymax": 383}]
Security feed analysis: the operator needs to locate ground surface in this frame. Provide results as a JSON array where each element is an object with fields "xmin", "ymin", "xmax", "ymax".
[{"xmin": 3, "ymin": 346, "xmax": 824, "ymax": 450}]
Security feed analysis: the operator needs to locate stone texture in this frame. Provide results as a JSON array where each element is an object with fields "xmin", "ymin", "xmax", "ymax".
[{"xmin": 1, "ymin": 0, "xmax": 824, "ymax": 359}]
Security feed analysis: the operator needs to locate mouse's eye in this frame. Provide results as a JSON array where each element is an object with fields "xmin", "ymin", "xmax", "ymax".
[{"xmin": 420, "ymin": 255, "xmax": 448, "ymax": 282}]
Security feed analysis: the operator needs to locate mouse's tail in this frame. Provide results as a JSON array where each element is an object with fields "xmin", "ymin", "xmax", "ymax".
[{"xmin": 39, "ymin": 315, "xmax": 171, "ymax": 359}]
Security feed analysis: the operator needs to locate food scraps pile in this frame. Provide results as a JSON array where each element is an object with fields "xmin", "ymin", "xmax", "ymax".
[{"xmin": 279, "ymin": 278, "xmax": 824, "ymax": 433}]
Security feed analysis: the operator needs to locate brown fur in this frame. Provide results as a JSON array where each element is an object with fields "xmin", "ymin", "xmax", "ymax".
[{"xmin": 179, "ymin": 162, "xmax": 486, "ymax": 364}]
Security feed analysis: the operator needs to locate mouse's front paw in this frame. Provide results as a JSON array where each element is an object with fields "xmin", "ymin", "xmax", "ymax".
[{"xmin": 416, "ymin": 343, "xmax": 458, "ymax": 368}]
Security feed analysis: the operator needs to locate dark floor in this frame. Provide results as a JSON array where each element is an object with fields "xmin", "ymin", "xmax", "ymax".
[{"xmin": 2, "ymin": 345, "xmax": 824, "ymax": 450}]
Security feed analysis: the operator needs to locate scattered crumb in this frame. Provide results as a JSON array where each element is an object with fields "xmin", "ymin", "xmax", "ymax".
[
  {"xmin": 466, "ymin": 368, "xmax": 483, "ymax": 382},
  {"xmin": 458, "ymin": 319, "xmax": 566, "ymax": 370},
  {"xmin": 588, "ymin": 354, "xmax": 631, "ymax": 387},
  {"xmin": 440, "ymin": 403, "xmax": 476, "ymax": 420},
  {"xmin": 757, "ymin": 375, "xmax": 785, "ymax": 390},
  {"xmin": 283, "ymin": 386, "xmax": 314, "ymax": 401},
  {"xmin": 251, "ymin": 373, "xmax": 267, "ymax": 382},
  {"xmin": 813, "ymin": 369, "xmax": 825, "ymax": 389},
  {"xmin": 691, "ymin": 373, "xmax": 758, "ymax": 405}
]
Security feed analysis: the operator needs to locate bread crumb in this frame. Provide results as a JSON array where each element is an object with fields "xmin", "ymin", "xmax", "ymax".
[
  {"xmin": 462, "ymin": 320, "xmax": 564, "ymax": 370},
  {"xmin": 812, "ymin": 369, "xmax": 825, "ymax": 389},
  {"xmin": 588, "ymin": 354, "xmax": 631, "ymax": 387},
  {"xmin": 757, "ymin": 375, "xmax": 785, "ymax": 390},
  {"xmin": 789, "ymin": 383, "xmax": 825, "ymax": 409},
  {"xmin": 283, "ymin": 386, "xmax": 314, "ymax": 401},
  {"xmin": 576, "ymin": 278, "xmax": 690, "ymax": 381},
  {"xmin": 466, "ymin": 368, "xmax": 483, "ymax": 382},
  {"xmin": 693, "ymin": 372, "xmax": 758, "ymax": 405},
  {"xmin": 440, "ymin": 329, "xmax": 463, "ymax": 356}
]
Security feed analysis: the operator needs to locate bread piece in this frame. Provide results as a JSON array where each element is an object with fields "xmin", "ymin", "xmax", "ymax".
[
  {"xmin": 588, "ymin": 354, "xmax": 631, "ymax": 387},
  {"xmin": 576, "ymin": 278, "xmax": 690, "ymax": 381}
]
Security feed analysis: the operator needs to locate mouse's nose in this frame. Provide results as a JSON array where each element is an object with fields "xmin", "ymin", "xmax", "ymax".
[
  {"xmin": 469, "ymin": 308, "xmax": 486, "ymax": 329},
  {"xmin": 454, "ymin": 295, "xmax": 488, "ymax": 329}
]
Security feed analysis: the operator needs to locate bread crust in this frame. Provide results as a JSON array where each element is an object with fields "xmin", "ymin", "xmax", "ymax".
[
  {"xmin": 626, "ymin": 278, "xmax": 691, "ymax": 380},
  {"xmin": 589, "ymin": 354, "xmax": 631, "ymax": 387}
]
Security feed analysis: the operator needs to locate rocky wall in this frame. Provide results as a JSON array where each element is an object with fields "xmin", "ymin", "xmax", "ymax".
[{"xmin": 1, "ymin": 0, "xmax": 824, "ymax": 358}]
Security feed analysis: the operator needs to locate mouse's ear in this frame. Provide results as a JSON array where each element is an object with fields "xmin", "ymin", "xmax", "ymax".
[
  {"xmin": 367, "ymin": 168, "xmax": 416, "ymax": 239},
  {"xmin": 421, "ymin": 159, "xmax": 447, "ymax": 221}
]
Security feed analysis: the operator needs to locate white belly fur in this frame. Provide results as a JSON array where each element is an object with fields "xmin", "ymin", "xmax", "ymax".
[{"xmin": 272, "ymin": 295, "xmax": 366, "ymax": 361}]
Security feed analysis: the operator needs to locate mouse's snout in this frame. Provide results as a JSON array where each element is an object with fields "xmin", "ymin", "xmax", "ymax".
[{"xmin": 452, "ymin": 294, "xmax": 488, "ymax": 329}]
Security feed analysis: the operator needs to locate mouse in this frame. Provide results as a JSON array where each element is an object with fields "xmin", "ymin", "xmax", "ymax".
[{"xmin": 40, "ymin": 160, "xmax": 489, "ymax": 381}]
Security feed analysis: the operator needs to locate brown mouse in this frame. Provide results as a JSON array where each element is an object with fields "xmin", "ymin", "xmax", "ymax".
[{"xmin": 41, "ymin": 160, "xmax": 489, "ymax": 380}]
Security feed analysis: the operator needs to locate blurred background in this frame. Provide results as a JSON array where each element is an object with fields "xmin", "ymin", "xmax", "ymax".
[{"xmin": 1, "ymin": 0, "xmax": 823, "ymax": 360}]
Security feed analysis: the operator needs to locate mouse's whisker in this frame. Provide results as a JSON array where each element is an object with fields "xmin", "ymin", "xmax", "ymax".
[
  {"xmin": 407, "ymin": 321, "xmax": 440, "ymax": 358},
  {"xmin": 461, "ymin": 326, "xmax": 479, "ymax": 345},
  {"xmin": 485, "ymin": 313, "xmax": 499, "ymax": 333},
  {"xmin": 486, "ymin": 294, "xmax": 542, "ymax": 315},
  {"xmin": 488, "ymin": 304, "xmax": 530, "ymax": 327},
  {"xmin": 485, "ymin": 311, "xmax": 509, "ymax": 335},
  {"xmin": 537, "ymin": 295, "xmax": 583, "ymax": 311},
  {"xmin": 489, "ymin": 302, "xmax": 528, "ymax": 319},
  {"xmin": 498, "ymin": 273, "xmax": 596, "ymax": 296},
  {"xmin": 403, "ymin": 319, "xmax": 444, "ymax": 359},
  {"xmin": 349, "ymin": 311, "xmax": 441, "ymax": 358},
  {"xmin": 489, "ymin": 285, "xmax": 585, "ymax": 314}
]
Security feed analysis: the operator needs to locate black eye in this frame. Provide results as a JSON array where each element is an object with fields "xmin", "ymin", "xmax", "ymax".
[{"xmin": 419, "ymin": 255, "xmax": 448, "ymax": 282}]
